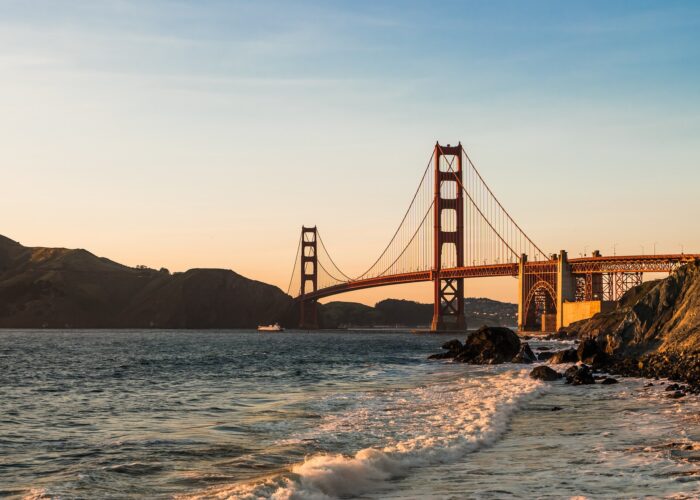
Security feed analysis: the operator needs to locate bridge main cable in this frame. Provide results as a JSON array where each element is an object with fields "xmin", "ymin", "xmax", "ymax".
[
  {"xmin": 438, "ymin": 144, "xmax": 548, "ymax": 263},
  {"xmin": 350, "ymin": 150, "xmax": 436, "ymax": 281},
  {"xmin": 285, "ymin": 232, "xmax": 302, "ymax": 296},
  {"xmin": 461, "ymin": 146, "xmax": 548, "ymax": 260}
]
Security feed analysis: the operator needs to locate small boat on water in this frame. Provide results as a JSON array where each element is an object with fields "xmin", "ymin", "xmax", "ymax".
[{"xmin": 257, "ymin": 323, "xmax": 284, "ymax": 332}]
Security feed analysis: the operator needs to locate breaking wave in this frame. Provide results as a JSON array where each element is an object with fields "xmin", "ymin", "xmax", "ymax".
[{"xmin": 182, "ymin": 368, "xmax": 546, "ymax": 499}]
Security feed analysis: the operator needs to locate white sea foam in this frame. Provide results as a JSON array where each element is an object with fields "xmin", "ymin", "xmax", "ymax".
[
  {"xmin": 22, "ymin": 488, "xmax": 51, "ymax": 500},
  {"xmin": 182, "ymin": 368, "xmax": 546, "ymax": 499}
]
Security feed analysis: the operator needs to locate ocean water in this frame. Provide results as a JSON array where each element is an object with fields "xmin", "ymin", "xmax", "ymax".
[{"xmin": 1, "ymin": 330, "xmax": 699, "ymax": 499}]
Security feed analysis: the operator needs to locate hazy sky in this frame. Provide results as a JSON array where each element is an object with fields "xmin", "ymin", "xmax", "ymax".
[{"xmin": 2, "ymin": 0, "xmax": 699, "ymax": 304}]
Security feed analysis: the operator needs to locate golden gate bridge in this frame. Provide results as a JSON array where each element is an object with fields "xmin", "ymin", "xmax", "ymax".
[{"xmin": 286, "ymin": 143, "xmax": 699, "ymax": 332}]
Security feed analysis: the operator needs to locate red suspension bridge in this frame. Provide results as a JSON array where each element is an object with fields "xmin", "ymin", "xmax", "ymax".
[{"xmin": 287, "ymin": 143, "xmax": 699, "ymax": 332}]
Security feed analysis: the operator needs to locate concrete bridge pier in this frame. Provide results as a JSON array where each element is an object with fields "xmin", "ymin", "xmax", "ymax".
[
  {"xmin": 517, "ymin": 250, "xmax": 578, "ymax": 332},
  {"xmin": 556, "ymin": 250, "xmax": 575, "ymax": 331}
]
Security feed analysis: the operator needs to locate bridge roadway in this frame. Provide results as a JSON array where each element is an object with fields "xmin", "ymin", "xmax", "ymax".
[{"xmin": 299, "ymin": 254, "xmax": 700, "ymax": 302}]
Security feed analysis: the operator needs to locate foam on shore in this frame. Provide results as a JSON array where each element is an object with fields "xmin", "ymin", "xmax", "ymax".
[{"xmin": 182, "ymin": 368, "xmax": 545, "ymax": 499}]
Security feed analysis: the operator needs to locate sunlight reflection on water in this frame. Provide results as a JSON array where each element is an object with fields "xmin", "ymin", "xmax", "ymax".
[{"xmin": 1, "ymin": 330, "xmax": 699, "ymax": 499}]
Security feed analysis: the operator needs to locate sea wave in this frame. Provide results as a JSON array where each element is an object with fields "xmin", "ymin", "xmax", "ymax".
[{"xmin": 181, "ymin": 368, "xmax": 546, "ymax": 499}]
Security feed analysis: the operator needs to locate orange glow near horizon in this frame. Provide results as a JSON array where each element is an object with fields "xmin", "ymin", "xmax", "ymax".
[
  {"xmin": 2, "ymin": 1, "xmax": 699, "ymax": 306},
  {"xmin": 3, "ymin": 229, "xmax": 679, "ymax": 308}
]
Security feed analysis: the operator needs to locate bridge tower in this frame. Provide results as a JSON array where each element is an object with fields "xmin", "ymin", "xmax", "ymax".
[
  {"xmin": 299, "ymin": 226, "xmax": 319, "ymax": 329},
  {"xmin": 431, "ymin": 143, "xmax": 466, "ymax": 331}
]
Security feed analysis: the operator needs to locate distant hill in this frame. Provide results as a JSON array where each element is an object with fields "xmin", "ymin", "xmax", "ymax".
[
  {"xmin": 0, "ymin": 235, "xmax": 517, "ymax": 330},
  {"xmin": 319, "ymin": 297, "xmax": 516, "ymax": 328},
  {"xmin": 0, "ymin": 235, "xmax": 295, "ymax": 328}
]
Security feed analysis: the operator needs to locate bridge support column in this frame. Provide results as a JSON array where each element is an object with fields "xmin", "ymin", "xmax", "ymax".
[
  {"xmin": 556, "ymin": 250, "xmax": 575, "ymax": 331},
  {"xmin": 431, "ymin": 143, "xmax": 466, "ymax": 332},
  {"xmin": 590, "ymin": 250, "xmax": 604, "ymax": 301},
  {"xmin": 299, "ymin": 226, "xmax": 319, "ymax": 329},
  {"xmin": 517, "ymin": 253, "xmax": 527, "ymax": 331}
]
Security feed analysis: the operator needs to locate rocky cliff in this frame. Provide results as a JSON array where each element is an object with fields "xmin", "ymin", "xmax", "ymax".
[
  {"xmin": 564, "ymin": 260, "xmax": 700, "ymax": 384},
  {"xmin": 0, "ymin": 235, "xmax": 295, "ymax": 328}
]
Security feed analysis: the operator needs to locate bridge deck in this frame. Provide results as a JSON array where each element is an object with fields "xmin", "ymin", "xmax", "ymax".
[
  {"xmin": 297, "ymin": 254, "xmax": 700, "ymax": 301},
  {"xmin": 569, "ymin": 254, "xmax": 700, "ymax": 273}
]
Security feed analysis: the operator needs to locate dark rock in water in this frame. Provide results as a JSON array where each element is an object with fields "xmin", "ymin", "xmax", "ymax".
[
  {"xmin": 551, "ymin": 406, "xmax": 563, "ymax": 411},
  {"xmin": 645, "ymin": 382, "xmax": 654, "ymax": 387},
  {"xmin": 537, "ymin": 351, "xmax": 555, "ymax": 361},
  {"xmin": 512, "ymin": 342, "xmax": 536, "ymax": 364},
  {"xmin": 441, "ymin": 339, "xmax": 463, "ymax": 352},
  {"xmin": 577, "ymin": 338, "xmax": 600, "ymax": 363},
  {"xmin": 571, "ymin": 373, "xmax": 595, "ymax": 386},
  {"xmin": 665, "ymin": 383, "xmax": 681, "ymax": 391},
  {"xmin": 520, "ymin": 335, "xmax": 532, "ymax": 341},
  {"xmin": 587, "ymin": 352, "xmax": 611, "ymax": 369},
  {"xmin": 427, "ymin": 352, "xmax": 456, "ymax": 360},
  {"xmin": 549, "ymin": 348, "xmax": 579, "ymax": 364},
  {"xmin": 453, "ymin": 326, "xmax": 521, "ymax": 364},
  {"xmin": 600, "ymin": 377, "xmax": 619, "ymax": 385},
  {"xmin": 667, "ymin": 390, "xmax": 686, "ymax": 399},
  {"xmin": 428, "ymin": 338, "xmax": 462, "ymax": 360},
  {"xmin": 529, "ymin": 365, "xmax": 563, "ymax": 381},
  {"xmin": 564, "ymin": 365, "xmax": 582, "ymax": 379},
  {"xmin": 566, "ymin": 365, "xmax": 595, "ymax": 385},
  {"xmin": 537, "ymin": 346, "xmax": 551, "ymax": 351}
]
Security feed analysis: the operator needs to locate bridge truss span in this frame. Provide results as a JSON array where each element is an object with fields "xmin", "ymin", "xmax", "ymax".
[
  {"xmin": 568, "ymin": 254, "xmax": 700, "ymax": 303},
  {"xmin": 569, "ymin": 254, "xmax": 700, "ymax": 274}
]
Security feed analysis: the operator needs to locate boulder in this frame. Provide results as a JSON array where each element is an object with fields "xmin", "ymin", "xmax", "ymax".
[
  {"xmin": 565, "ymin": 365, "xmax": 595, "ymax": 385},
  {"xmin": 454, "ymin": 326, "xmax": 521, "ymax": 364},
  {"xmin": 587, "ymin": 352, "xmax": 611, "ymax": 369},
  {"xmin": 537, "ymin": 351, "xmax": 555, "ymax": 361},
  {"xmin": 441, "ymin": 339, "xmax": 463, "ymax": 352},
  {"xmin": 577, "ymin": 338, "xmax": 600, "ymax": 363},
  {"xmin": 549, "ymin": 348, "xmax": 579, "ymax": 364},
  {"xmin": 512, "ymin": 342, "xmax": 536, "ymax": 364},
  {"xmin": 600, "ymin": 377, "xmax": 619, "ymax": 385},
  {"xmin": 564, "ymin": 364, "xmax": 582, "ymax": 378},
  {"xmin": 529, "ymin": 365, "xmax": 563, "ymax": 381}
]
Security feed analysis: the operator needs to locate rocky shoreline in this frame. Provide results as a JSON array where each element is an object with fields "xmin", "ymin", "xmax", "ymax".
[
  {"xmin": 562, "ymin": 259, "xmax": 700, "ymax": 393},
  {"xmin": 429, "ymin": 260, "xmax": 700, "ymax": 397},
  {"xmin": 429, "ymin": 328, "xmax": 699, "ymax": 397}
]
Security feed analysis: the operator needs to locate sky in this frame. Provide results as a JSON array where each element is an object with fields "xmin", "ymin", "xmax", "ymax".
[{"xmin": 1, "ymin": 0, "xmax": 699, "ymax": 304}]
